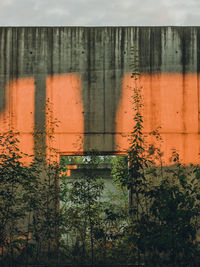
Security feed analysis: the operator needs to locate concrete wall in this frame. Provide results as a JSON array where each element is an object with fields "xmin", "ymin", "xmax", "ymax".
[{"xmin": 0, "ymin": 27, "xmax": 200, "ymax": 164}]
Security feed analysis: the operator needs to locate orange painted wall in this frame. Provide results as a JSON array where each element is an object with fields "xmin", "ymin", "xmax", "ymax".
[
  {"xmin": 0, "ymin": 78, "xmax": 35, "ymax": 164},
  {"xmin": 46, "ymin": 73, "xmax": 84, "ymax": 162},
  {"xmin": 0, "ymin": 72, "xmax": 199, "ymax": 165},
  {"xmin": 116, "ymin": 73, "xmax": 200, "ymax": 165}
]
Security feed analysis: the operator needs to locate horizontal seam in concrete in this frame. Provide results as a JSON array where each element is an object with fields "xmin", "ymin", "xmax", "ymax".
[{"xmin": 44, "ymin": 132, "xmax": 200, "ymax": 135}]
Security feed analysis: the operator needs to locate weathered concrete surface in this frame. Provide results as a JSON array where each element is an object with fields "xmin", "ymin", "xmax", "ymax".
[{"xmin": 0, "ymin": 27, "xmax": 199, "ymax": 164}]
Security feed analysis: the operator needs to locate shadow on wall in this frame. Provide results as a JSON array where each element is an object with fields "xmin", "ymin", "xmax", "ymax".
[{"xmin": 0, "ymin": 72, "xmax": 199, "ymax": 165}]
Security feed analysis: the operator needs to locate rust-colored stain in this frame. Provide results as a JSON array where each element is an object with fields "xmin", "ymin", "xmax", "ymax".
[
  {"xmin": 0, "ymin": 78, "xmax": 35, "ymax": 164},
  {"xmin": 46, "ymin": 74, "xmax": 84, "ymax": 161},
  {"xmin": 116, "ymin": 73, "xmax": 200, "ymax": 165}
]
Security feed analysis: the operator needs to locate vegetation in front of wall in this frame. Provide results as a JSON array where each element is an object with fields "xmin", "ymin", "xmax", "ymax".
[
  {"xmin": 1, "ymin": 52, "xmax": 200, "ymax": 267},
  {"xmin": 59, "ymin": 153, "xmax": 129, "ymax": 266},
  {"xmin": 0, "ymin": 101, "xmax": 61, "ymax": 266}
]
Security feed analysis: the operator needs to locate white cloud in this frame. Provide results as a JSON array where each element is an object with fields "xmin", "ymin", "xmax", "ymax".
[
  {"xmin": 47, "ymin": 8, "xmax": 69, "ymax": 16},
  {"xmin": 0, "ymin": 0, "xmax": 199, "ymax": 26}
]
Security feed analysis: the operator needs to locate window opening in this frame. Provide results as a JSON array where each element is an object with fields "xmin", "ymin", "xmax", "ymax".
[{"xmin": 60, "ymin": 154, "xmax": 128, "ymax": 201}]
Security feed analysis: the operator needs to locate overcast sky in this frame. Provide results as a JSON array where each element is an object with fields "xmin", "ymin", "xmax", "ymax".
[{"xmin": 0, "ymin": 0, "xmax": 199, "ymax": 26}]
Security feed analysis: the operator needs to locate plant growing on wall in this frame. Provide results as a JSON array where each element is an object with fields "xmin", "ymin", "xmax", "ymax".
[{"xmin": 111, "ymin": 45, "xmax": 200, "ymax": 266}]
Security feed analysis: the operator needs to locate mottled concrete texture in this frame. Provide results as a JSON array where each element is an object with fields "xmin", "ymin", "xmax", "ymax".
[{"xmin": 0, "ymin": 27, "xmax": 199, "ymax": 164}]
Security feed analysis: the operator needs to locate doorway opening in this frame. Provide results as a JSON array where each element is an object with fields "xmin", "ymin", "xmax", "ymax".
[{"xmin": 59, "ymin": 153, "xmax": 128, "ymax": 247}]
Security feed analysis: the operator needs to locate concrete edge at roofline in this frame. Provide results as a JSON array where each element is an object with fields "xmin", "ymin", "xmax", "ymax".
[{"xmin": 0, "ymin": 26, "xmax": 199, "ymax": 28}]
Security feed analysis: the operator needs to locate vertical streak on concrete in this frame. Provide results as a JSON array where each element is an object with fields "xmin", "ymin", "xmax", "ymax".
[
  {"xmin": 0, "ymin": 28, "xmax": 11, "ymax": 114},
  {"xmin": 6, "ymin": 29, "xmax": 12, "ymax": 125},
  {"xmin": 139, "ymin": 27, "xmax": 162, "ymax": 131},
  {"xmin": 149, "ymin": 28, "xmax": 154, "ymax": 131},
  {"xmin": 103, "ymin": 29, "xmax": 106, "ymax": 135},
  {"xmin": 0, "ymin": 28, "xmax": 6, "ymax": 113},
  {"xmin": 113, "ymin": 27, "xmax": 124, "ymax": 150},
  {"xmin": 84, "ymin": 28, "xmax": 91, "ymax": 150},
  {"xmin": 197, "ymin": 28, "xmax": 200, "ymax": 134},
  {"xmin": 34, "ymin": 28, "xmax": 47, "ymax": 157},
  {"xmin": 107, "ymin": 27, "xmax": 126, "ymax": 151},
  {"xmin": 10, "ymin": 28, "xmax": 16, "ymax": 129},
  {"xmin": 113, "ymin": 27, "xmax": 123, "ymax": 151},
  {"xmin": 150, "ymin": 28, "xmax": 161, "ymax": 131},
  {"xmin": 34, "ymin": 75, "xmax": 46, "ymax": 157},
  {"xmin": 180, "ymin": 28, "xmax": 187, "ymax": 134}
]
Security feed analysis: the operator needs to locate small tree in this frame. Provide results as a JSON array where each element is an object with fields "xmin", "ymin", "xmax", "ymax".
[
  {"xmin": 60, "ymin": 153, "xmax": 105, "ymax": 265},
  {"xmin": 29, "ymin": 98, "xmax": 61, "ymax": 262},
  {"xmin": 0, "ymin": 130, "xmax": 36, "ymax": 264}
]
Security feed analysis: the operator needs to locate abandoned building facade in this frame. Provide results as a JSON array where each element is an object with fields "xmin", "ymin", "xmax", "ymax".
[{"xmin": 0, "ymin": 26, "xmax": 199, "ymax": 164}]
